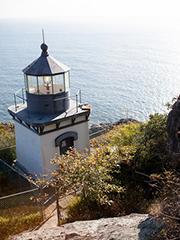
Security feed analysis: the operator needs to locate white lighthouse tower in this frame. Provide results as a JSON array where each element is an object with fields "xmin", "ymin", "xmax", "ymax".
[{"xmin": 8, "ymin": 41, "xmax": 91, "ymax": 176}]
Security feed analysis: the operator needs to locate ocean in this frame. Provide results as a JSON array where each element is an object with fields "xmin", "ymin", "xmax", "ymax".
[{"xmin": 1, "ymin": 20, "xmax": 180, "ymax": 124}]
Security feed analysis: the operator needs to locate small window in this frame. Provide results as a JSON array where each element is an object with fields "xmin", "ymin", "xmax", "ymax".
[
  {"xmin": 60, "ymin": 137, "xmax": 74, "ymax": 155},
  {"xmin": 55, "ymin": 131, "xmax": 78, "ymax": 154}
]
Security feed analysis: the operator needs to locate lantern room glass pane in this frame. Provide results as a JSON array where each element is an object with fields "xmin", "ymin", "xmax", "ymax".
[
  {"xmin": 53, "ymin": 74, "xmax": 64, "ymax": 93},
  {"xmin": 27, "ymin": 76, "xmax": 38, "ymax": 93},
  {"xmin": 64, "ymin": 72, "xmax": 70, "ymax": 92},
  {"xmin": 24, "ymin": 75, "xmax": 28, "ymax": 91},
  {"xmin": 38, "ymin": 76, "xmax": 53, "ymax": 94}
]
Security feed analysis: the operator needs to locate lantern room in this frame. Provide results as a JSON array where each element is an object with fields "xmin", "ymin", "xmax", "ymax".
[{"xmin": 23, "ymin": 43, "xmax": 71, "ymax": 114}]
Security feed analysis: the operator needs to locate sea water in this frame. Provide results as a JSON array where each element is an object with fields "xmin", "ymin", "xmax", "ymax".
[{"xmin": 1, "ymin": 20, "xmax": 180, "ymax": 123}]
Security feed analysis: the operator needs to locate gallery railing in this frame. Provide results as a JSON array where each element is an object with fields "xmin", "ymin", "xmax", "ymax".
[{"xmin": 13, "ymin": 88, "xmax": 82, "ymax": 113}]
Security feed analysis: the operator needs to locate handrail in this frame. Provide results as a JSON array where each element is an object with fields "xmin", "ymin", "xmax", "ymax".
[
  {"xmin": 14, "ymin": 88, "xmax": 26, "ymax": 111},
  {"xmin": 75, "ymin": 90, "xmax": 82, "ymax": 112},
  {"xmin": 76, "ymin": 89, "xmax": 82, "ymax": 103},
  {"xmin": 53, "ymin": 90, "xmax": 81, "ymax": 113},
  {"xmin": 13, "ymin": 88, "xmax": 82, "ymax": 113},
  {"xmin": 0, "ymin": 187, "xmax": 38, "ymax": 200},
  {"xmin": 53, "ymin": 96, "xmax": 71, "ymax": 101}
]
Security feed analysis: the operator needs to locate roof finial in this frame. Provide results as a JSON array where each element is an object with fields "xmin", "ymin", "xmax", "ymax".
[
  {"xmin": 42, "ymin": 29, "xmax": 45, "ymax": 44},
  {"xmin": 40, "ymin": 29, "xmax": 48, "ymax": 56}
]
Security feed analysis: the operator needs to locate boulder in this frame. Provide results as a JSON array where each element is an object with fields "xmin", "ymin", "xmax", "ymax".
[{"xmin": 12, "ymin": 214, "xmax": 162, "ymax": 240}]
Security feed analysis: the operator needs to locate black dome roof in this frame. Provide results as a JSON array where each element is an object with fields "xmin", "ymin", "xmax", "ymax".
[{"xmin": 23, "ymin": 43, "xmax": 70, "ymax": 76}]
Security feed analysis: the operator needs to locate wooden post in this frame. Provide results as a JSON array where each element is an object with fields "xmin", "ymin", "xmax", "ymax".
[{"xmin": 56, "ymin": 189, "xmax": 61, "ymax": 226}]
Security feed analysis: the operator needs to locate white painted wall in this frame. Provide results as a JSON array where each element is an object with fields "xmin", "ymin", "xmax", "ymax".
[
  {"xmin": 15, "ymin": 121, "xmax": 43, "ymax": 175},
  {"xmin": 15, "ymin": 120, "xmax": 89, "ymax": 176}
]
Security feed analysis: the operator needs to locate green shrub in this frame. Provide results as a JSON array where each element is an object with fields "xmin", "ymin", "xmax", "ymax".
[
  {"xmin": 65, "ymin": 115, "xmax": 167, "ymax": 222},
  {"xmin": 135, "ymin": 114, "xmax": 168, "ymax": 173},
  {"xmin": 102, "ymin": 122, "xmax": 142, "ymax": 164},
  {"xmin": 67, "ymin": 196, "xmax": 122, "ymax": 222},
  {"xmin": 0, "ymin": 123, "xmax": 15, "ymax": 164},
  {"xmin": 0, "ymin": 147, "xmax": 16, "ymax": 164},
  {"xmin": 153, "ymin": 171, "xmax": 180, "ymax": 240}
]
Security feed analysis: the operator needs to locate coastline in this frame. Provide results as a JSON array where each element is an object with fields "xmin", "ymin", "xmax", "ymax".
[{"xmin": 89, "ymin": 118, "xmax": 139, "ymax": 138}]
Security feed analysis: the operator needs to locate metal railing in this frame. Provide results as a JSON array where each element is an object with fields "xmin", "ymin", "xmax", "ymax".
[
  {"xmin": 0, "ymin": 158, "xmax": 37, "ymax": 198},
  {"xmin": 75, "ymin": 89, "xmax": 82, "ymax": 112},
  {"xmin": 0, "ymin": 188, "xmax": 39, "ymax": 209},
  {"xmin": 13, "ymin": 88, "xmax": 82, "ymax": 113},
  {"xmin": 14, "ymin": 88, "xmax": 26, "ymax": 111}
]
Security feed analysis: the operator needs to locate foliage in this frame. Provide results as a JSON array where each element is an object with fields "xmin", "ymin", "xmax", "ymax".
[
  {"xmin": 153, "ymin": 171, "xmax": 180, "ymax": 240},
  {"xmin": 0, "ymin": 147, "xmax": 16, "ymax": 164},
  {"xmin": 0, "ymin": 206, "xmax": 42, "ymax": 240},
  {"xmin": 40, "ymin": 113, "xmax": 172, "ymax": 226},
  {"xmin": 92, "ymin": 122, "xmax": 152, "ymax": 214},
  {"xmin": 104, "ymin": 122, "xmax": 142, "ymax": 163},
  {"xmin": 100, "ymin": 114, "xmax": 168, "ymax": 174},
  {"xmin": 40, "ymin": 145, "xmax": 124, "ymax": 224},
  {"xmin": 102, "ymin": 114, "xmax": 179, "ymax": 239},
  {"xmin": 0, "ymin": 123, "xmax": 15, "ymax": 148},
  {"xmin": 0, "ymin": 123, "xmax": 15, "ymax": 164},
  {"xmin": 89, "ymin": 114, "xmax": 169, "ymax": 217},
  {"xmin": 66, "ymin": 196, "xmax": 98, "ymax": 221},
  {"xmin": 50, "ymin": 146, "xmax": 123, "ymax": 206},
  {"xmin": 67, "ymin": 195, "xmax": 123, "ymax": 222},
  {"xmin": 135, "ymin": 114, "xmax": 168, "ymax": 173}
]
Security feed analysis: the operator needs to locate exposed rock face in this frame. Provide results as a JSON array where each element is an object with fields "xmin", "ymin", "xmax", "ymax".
[
  {"xmin": 13, "ymin": 214, "xmax": 162, "ymax": 240},
  {"xmin": 167, "ymin": 97, "xmax": 180, "ymax": 167},
  {"xmin": 167, "ymin": 97, "xmax": 180, "ymax": 153}
]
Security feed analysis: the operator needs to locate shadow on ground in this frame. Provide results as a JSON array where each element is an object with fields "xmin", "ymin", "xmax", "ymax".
[{"xmin": 138, "ymin": 216, "xmax": 163, "ymax": 240}]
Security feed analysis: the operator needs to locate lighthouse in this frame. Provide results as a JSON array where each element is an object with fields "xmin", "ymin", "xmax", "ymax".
[{"xmin": 8, "ymin": 40, "xmax": 91, "ymax": 176}]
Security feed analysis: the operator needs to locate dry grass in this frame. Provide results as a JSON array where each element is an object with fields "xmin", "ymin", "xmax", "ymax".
[{"xmin": 0, "ymin": 205, "xmax": 43, "ymax": 240}]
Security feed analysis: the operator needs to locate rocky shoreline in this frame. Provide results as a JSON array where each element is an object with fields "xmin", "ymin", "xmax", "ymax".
[{"xmin": 89, "ymin": 118, "xmax": 138, "ymax": 135}]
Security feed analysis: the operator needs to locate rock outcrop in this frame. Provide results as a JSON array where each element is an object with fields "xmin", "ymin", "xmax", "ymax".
[
  {"xmin": 13, "ymin": 214, "xmax": 162, "ymax": 240},
  {"xmin": 167, "ymin": 96, "xmax": 180, "ymax": 167},
  {"xmin": 167, "ymin": 97, "xmax": 180, "ymax": 153}
]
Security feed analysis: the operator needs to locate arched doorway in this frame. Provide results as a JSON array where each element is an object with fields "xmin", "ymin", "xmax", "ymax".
[{"xmin": 55, "ymin": 131, "xmax": 78, "ymax": 154}]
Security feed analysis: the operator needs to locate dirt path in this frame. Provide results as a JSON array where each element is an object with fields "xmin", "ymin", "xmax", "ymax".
[{"xmin": 39, "ymin": 194, "xmax": 74, "ymax": 230}]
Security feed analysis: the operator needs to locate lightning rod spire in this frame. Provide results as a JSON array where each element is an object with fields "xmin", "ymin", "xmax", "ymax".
[{"xmin": 42, "ymin": 29, "xmax": 45, "ymax": 44}]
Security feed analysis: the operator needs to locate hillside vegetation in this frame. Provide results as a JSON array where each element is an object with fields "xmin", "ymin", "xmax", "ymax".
[
  {"xmin": 0, "ymin": 123, "xmax": 15, "ymax": 164},
  {"xmin": 0, "ymin": 115, "xmax": 179, "ymax": 239},
  {"xmin": 48, "ymin": 113, "xmax": 179, "ymax": 239}
]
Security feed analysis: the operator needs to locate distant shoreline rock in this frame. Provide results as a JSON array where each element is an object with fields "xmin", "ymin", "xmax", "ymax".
[{"xmin": 89, "ymin": 118, "xmax": 139, "ymax": 135}]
